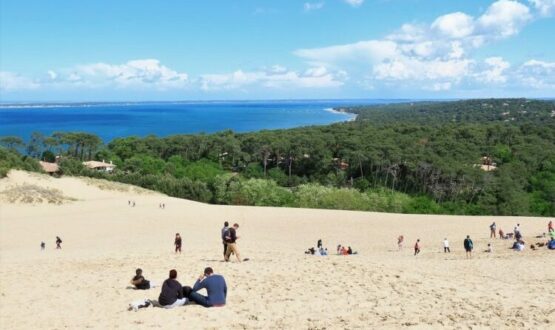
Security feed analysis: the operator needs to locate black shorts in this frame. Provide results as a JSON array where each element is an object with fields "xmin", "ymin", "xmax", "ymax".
[{"xmin": 465, "ymin": 248, "xmax": 472, "ymax": 252}]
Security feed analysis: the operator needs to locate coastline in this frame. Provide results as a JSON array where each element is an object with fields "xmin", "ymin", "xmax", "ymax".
[{"xmin": 325, "ymin": 107, "xmax": 358, "ymax": 121}]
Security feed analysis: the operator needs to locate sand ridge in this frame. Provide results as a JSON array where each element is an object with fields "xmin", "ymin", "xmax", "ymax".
[{"xmin": 0, "ymin": 170, "xmax": 553, "ymax": 329}]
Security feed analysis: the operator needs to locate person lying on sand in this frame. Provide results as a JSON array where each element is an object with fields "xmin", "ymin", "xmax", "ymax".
[
  {"xmin": 183, "ymin": 267, "xmax": 227, "ymax": 308},
  {"xmin": 158, "ymin": 269, "xmax": 187, "ymax": 309},
  {"xmin": 131, "ymin": 268, "xmax": 152, "ymax": 290}
]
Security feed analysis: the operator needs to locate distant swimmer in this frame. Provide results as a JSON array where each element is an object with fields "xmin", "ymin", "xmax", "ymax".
[
  {"xmin": 464, "ymin": 235, "xmax": 473, "ymax": 259},
  {"xmin": 414, "ymin": 239, "xmax": 421, "ymax": 256},
  {"xmin": 56, "ymin": 236, "xmax": 62, "ymax": 249},
  {"xmin": 174, "ymin": 233, "xmax": 182, "ymax": 254}
]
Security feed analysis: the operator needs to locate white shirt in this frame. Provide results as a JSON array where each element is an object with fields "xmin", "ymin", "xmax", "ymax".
[{"xmin": 443, "ymin": 240, "xmax": 449, "ymax": 248}]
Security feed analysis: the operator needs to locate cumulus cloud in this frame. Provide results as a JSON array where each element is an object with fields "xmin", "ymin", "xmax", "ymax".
[
  {"xmin": 294, "ymin": 0, "xmax": 539, "ymax": 91},
  {"xmin": 528, "ymin": 0, "xmax": 555, "ymax": 15},
  {"xmin": 304, "ymin": 2, "xmax": 324, "ymax": 12},
  {"xmin": 517, "ymin": 59, "xmax": 555, "ymax": 88},
  {"xmin": 200, "ymin": 66, "xmax": 346, "ymax": 91},
  {"xmin": 74, "ymin": 59, "xmax": 189, "ymax": 89},
  {"xmin": 475, "ymin": 57, "xmax": 511, "ymax": 83},
  {"xmin": 0, "ymin": 71, "xmax": 40, "ymax": 91},
  {"xmin": 344, "ymin": 0, "xmax": 364, "ymax": 7}
]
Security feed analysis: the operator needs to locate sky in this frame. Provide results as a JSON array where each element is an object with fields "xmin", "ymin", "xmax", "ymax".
[{"xmin": 0, "ymin": 0, "xmax": 554, "ymax": 101}]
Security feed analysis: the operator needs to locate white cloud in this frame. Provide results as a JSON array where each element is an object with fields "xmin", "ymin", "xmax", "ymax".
[
  {"xmin": 304, "ymin": 2, "xmax": 324, "ymax": 12},
  {"xmin": 477, "ymin": 0, "xmax": 531, "ymax": 38},
  {"xmin": 518, "ymin": 59, "xmax": 555, "ymax": 88},
  {"xmin": 424, "ymin": 82, "xmax": 453, "ymax": 91},
  {"xmin": 200, "ymin": 66, "xmax": 345, "ymax": 91},
  {"xmin": 47, "ymin": 70, "xmax": 58, "ymax": 80},
  {"xmin": 528, "ymin": 0, "xmax": 555, "ymax": 16},
  {"xmin": 373, "ymin": 58, "xmax": 472, "ymax": 81},
  {"xmin": 431, "ymin": 12, "xmax": 475, "ymax": 39},
  {"xmin": 344, "ymin": 0, "xmax": 363, "ymax": 7},
  {"xmin": 75, "ymin": 59, "xmax": 188, "ymax": 89},
  {"xmin": 295, "ymin": 40, "xmax": 398, "ymax": 66},
  {"xmin": 475, "ymin": 57, "xmax": 511, "ymax": 83},
  {"xmin": 0, "ymin": 71, "xmax": 40, "ymax": 91}
]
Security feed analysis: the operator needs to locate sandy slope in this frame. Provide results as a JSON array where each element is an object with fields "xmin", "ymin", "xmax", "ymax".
[{"xmin": 0, "ymin": 170, "xmax": 553, "ymax": 329}]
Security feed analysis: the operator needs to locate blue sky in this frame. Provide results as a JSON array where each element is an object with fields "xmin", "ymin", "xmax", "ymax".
[{"xmin": 0, "ymin": 0, "xmax": 554, "ymax": 101}]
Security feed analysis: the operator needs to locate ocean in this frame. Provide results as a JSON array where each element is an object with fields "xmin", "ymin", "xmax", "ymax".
[{"xmin": 0, "ymin": 100, "xmax": 404, "ymax": 143}]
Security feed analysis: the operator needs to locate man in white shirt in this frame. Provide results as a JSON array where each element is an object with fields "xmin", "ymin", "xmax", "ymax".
[{"xmin": 443, "ymin": 238, "xmax": 450, "ymax": 253}]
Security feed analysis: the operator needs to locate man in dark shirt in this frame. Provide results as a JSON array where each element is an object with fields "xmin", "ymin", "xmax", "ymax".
[
  {"xmin": 464, "ymin": 235, "xmax": 474, "ymax": 259},
  {"xmin": 185, "ymin": 267, "xmax": 227, "ymax": 307},
  {"xmin": 130, "ymin": 268, "xmax": 151, "ymax": 290},
  {"xmin": 174, "ymin": 233, "xmax": 182, "ymax": 253},
  {"xmin": 158, "ymin": 269, "xmax": 187, "ymax": 308},
  {"xmin": 224, "ymin": 223, "xmax": 241, "ymax": 262},
  {"xmin": 221, "ymin": 221, "xmax": 229, "ymax": 257}
]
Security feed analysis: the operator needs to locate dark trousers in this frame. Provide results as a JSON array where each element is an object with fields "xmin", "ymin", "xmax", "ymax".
[
  {"xmin": 183, "ymin": 286, "xmax": 211, "ymax": 307},
  {"xmin": 444, "ymin": 247, "xmax": 450, "ymax": 253},
  {"xmin": 223, "ymin": 242, "xmax": 227, "ymax": 256}
]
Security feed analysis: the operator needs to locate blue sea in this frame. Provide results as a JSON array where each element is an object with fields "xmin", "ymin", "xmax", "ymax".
[{"xmin": 0, "ymin": 100, "xmax": 405, "ymax": 143}]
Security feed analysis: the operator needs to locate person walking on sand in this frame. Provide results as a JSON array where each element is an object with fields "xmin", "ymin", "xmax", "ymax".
[
  {"xmin": 55, "ymin": 236, "xmax": 62, "ymax": 249},
  {"xmin": 221, "ymin": 221, "xmax": 229, "ymax": 257},
  {"xmin": 490, "ymin": 222, "xmax": 496, "ymax": 238},
  {"xmin": 41, "ymin": 241, "xmax": 45, "ymax": 251},
  {"xmin": 414, "ymin": 239, "xmax": 421, "ymax": 256},
  {"xmin": 548, "ymin": 220, "xmax": 553, "ymax": 233},
  {"xmin": 174, "ymin": 233, "xmax": 182, "ymax": 253},
  {"xmin": 184, "ymin": 267, "xmax": 227, "ymax": 307},
  {"xmin": 464, "ymin": 235, "xmax": 474, "ymax": 259},
  {"xmin": 443, "ymin": 238, "xmax": 450, "ymax": 253},
  {"xmin": 158, "ymin": 269, "xmax": 187, "ymax": 309},
  {"xmin": 224, "ymin": 223, "xmax": 241, "ymax": 262},
  {"xmin": 397, "ymin": 235, "xmax": 404, "ymax": 250}
]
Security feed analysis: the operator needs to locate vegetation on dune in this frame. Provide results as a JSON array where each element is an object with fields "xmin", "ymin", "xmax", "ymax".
[{"xmin": 1, "ymin": 98, "xmax": 554, "ymax": 216}]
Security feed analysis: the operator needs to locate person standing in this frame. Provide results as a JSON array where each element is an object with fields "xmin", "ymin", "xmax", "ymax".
[
  {"xmin": 443, "ymin": 238, "xmax": 450, "ymax": 253},
  {"xmin": 221, "ymin": 221, "xmax": 229, "ymax": 257},
  {"xmin": 548, "ymin": 220, "xmax": 553, "ymax": 232},
  {"xmin": 224, "ymin": 223, "xmax": 241, "ymax": 262},
  {"xmin": 40, "ymin": 241, "xmax": 45, "ymax": 251},
  {"xmin": 464, "ymin": 235, "xmax": 473, "ymax": 259},
  {"xmin": 55, "ymin": 236, "xmax": 62, "ymax": 249},
  {"xmin": 397, "ymin": 235, "xmax": 404, "ymax": 250},
  {"xmin": 158, "ymin": 269, "xmax": 187, "ymax": 308},
  {"xmin": 490, "ymin": 222, "xmax": 496, "ymax": 238},
  {"xmin": 185, "ymin": 267, "xmax": 227, "ymax": 307},
  {"xmin": 414, "ymin": 239, "xmax": 421, "ymax": 256},
  {"xmin": 174, "ymin": 233, "xmax": 182, "ymax": 254}
]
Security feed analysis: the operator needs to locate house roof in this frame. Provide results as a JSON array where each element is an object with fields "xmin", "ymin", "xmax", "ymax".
[{"xmin": 39, "ymin": 161, "xmax": 59, "ymax": 173}]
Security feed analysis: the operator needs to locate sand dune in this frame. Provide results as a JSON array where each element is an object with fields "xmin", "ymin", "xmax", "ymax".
[{"xmin": 0, "ymin": 170, "xmax": 553, "ymax": 329}]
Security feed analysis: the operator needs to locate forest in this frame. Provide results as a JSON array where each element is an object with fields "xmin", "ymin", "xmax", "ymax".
[{"xmin": 1, "ymin": 98, "xmax": 554, "ymax": 216}]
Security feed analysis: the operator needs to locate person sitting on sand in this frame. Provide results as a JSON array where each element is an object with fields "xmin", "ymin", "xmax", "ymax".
[
  {"xmin": 337, "ymin": 244, "xmax": 342, "ymax": 255},
  {"xmin": 464, "ymin": 235, "xmax": 473, "ymax": 259},
  {"xmin": 499, "ymin": 229, "xmax": 507, "ymax": 239},
  {"xmin": 174, "ymin": 233, "xmax": 182, "ymax": 254},
  {"xmin": 158, "ymin": 269, "xmax": 187, "ymax": 308},
  {"xmin": 317, "ymin": 239, "xmax": 323, "ymax": 249},
  {"xmin": 305, "ymin": 247, "xmax": 316, "ymax": 255},
  {"xmin": 548, "ymin": 238, "xmax": 555, "ymax": 250},
  {"xmin": 397, "ymin": 235, "xmax": 404, "ymax": 250},
  {"xmin": 347, "ymin": 246, "xmax": 357, "ymax": 255},
  {"xmin": 485, "ymin": 243, "xmax": 492, "ymax": 253},
  {"xmin": 414, "ymin": 239, "xmax": 421, "ymax": 256},
  {"xmin": 320, "ymin": 247, "xmax": 328, "ymax": 256},
  {"xmin": 224, "ymin": 223, "xmax": 242, "ymax": 262},
  {"xmin": 340, "ymin": 246, "xmax": 349, "ymax": 255},
  {"xmin": 131, "ymin": 268, "xmax": 151, "ymax": 290},
  {"xmin": 56, "ymin": 236, "xmax": 62, "ymax": 249},
  {"xmin": 184, "ymin": 267, "xmax": 227, "ymax": 307}
]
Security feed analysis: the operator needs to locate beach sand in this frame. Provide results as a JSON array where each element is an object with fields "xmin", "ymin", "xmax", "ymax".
[{"xmin": 0, "ymin": 170, "xmax": 553, "ymax": 329}]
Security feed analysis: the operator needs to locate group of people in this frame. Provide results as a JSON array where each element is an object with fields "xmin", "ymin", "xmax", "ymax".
[
  {"xmin": 304, "ymin": 240, "xmax": 357, "ymax": 256},
  {"xmin": 40, "ymin": 236, "xmax": 62, "ymax": 250},
  {"xmin": 129, "ymin": 267, "xmax": 227, "ymax": 310},
  {"xmin": 221, "ymin": 221, "xmax": 242, "ymax": 262}
]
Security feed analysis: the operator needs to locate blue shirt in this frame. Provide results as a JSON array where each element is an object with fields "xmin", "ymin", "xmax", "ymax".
[{"xmin": 193, "ymin": 274, "xmax": 227, "ymax": 306}]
